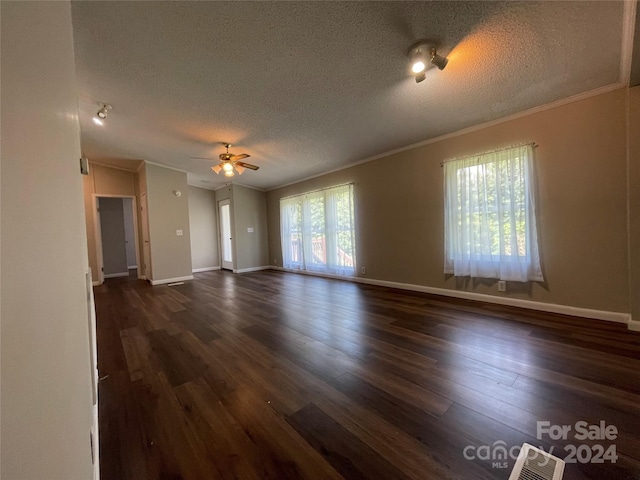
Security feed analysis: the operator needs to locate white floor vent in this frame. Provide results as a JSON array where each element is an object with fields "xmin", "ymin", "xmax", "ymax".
[{"xmin": 509, "ymin": 444, "xmax": 565, "ymax": 480}]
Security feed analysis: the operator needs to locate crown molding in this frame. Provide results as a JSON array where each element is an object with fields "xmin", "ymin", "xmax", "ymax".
[
  {"xmin": 144, "ymin": 160, "xmax": 187, "ymax": 174},
  {"xmin": 267, "ymin": 83, "xmax": 625, "ymax": 191}
]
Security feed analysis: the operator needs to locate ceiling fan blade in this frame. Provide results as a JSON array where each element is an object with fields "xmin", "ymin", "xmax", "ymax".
[
  {"xmin": 234, "ymin": 165, "xmax": 245, "ymax": 175},
  {"xmin": 231, "ymin": 154, "xmax": 250, "ymax": 161},
  {"xmin": 236, "ymin": 161, "xmax": 259, "ymax": 171},
  {"xmin": 211, "ymin": 164, "xmax": 222, "ymax": 174}
]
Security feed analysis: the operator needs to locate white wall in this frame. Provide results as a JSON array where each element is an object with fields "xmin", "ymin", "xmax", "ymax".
[
  {"xmin": 1, "ymin": 2, "xmax": 96, "ymax": 479},
  {"xmin": 188, "ymin": 185, "xmax": 220, "ymax": 271}
]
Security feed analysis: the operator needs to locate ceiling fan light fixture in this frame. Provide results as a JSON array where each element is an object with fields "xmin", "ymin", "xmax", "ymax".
[{"xmin": 198, "ymin": 143, "xmax": 259, "ymax": 178}]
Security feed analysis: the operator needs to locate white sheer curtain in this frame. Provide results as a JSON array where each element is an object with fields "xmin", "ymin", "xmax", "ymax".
[
  {"xmin": 280, "ymin": 184, "xmax": 356, "ymax": 276},
  {"xmin": 444, "ymin": 145, "xmax": 543, "ymax": 282},
  {"xmin": 280, "ymin": 197, "xmax": 303, "ymax": 270}
]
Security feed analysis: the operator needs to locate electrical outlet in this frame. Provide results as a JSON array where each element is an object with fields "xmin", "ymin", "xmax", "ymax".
[
  {"xmin": 273, "ymin": 258, "xmax": 277, "ymax": 265},
  {"xmin": 361, "ymin": 266, "xmax": 366, "ymax": 274},
  {"xmin": 176, "ymin": 229, "xmax": 183, "ymax": 236},
  {"xmin": 498, "ymin": 280, "xmax": 507, "ymax": 292}
]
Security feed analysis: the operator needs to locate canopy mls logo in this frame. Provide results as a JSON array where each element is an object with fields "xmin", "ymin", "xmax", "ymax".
[{"xmin": 462, "ymin": 420, "xmax": 619, "ymax": 470}]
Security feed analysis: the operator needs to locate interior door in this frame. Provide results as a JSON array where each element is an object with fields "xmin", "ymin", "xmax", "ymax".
[
  {"xmin": 219, "ymin": 199, "xmax": 233, "ymax": 270},
  {"xmin": 140, "ymin": 192, "xmax": 152, "ymax": 279}
]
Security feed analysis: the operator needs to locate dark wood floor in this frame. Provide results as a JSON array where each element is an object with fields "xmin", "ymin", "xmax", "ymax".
[{"xmin": 95, "ymin": 270, "xmax": 640, "ymax": 480}]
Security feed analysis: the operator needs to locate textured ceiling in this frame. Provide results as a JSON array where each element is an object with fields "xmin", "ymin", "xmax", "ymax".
[{"xmin": 71, "ymin": 1, "xmax": 628, "ymax": 190}]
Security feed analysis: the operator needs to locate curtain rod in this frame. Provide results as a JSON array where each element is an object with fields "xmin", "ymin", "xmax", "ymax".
[
  {"xmin": 279, "ymin": 182, "xmax": 354, "ymax": 201},
  {"xmin": 440, "ymin": 142, "xmax": 537, "ymax": 167}
]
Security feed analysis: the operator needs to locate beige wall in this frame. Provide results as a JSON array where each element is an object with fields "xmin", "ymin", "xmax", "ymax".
[
  {"xmin": 93, "ymin": 163, "xmax": 135, "ymax": 195},
  {"xmin": 629, "ymin": 86, "xmax": 640, "ymax": 321},
  {"xmin": 145, "ymin": 163, "xmax": 193, "ymax": 282},
  {"xmin": 233, "ymin": 185, "xmax": 270, "ymax": 271},
  {"xmin": 213, "ymin": 185, "xmax": 269, "ymax": 271},
  {"xmin": 267, "ymin": 88, "xmax": 631, "ymax": 315},
  {"xmin": 82, "ymin": 163, "xmax": 137, "ymax": 281},
  {"xmin": 188, "ymin": 185, "xmax": 220, "ymax": 270},
  {"xmin": 1, "ymin": 2, "xmax": 95, "ymax": 478}
]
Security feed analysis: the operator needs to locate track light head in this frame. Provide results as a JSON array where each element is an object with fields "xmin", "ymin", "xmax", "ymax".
[
  {"xmin": 407, "ymin": 41, "xmax": 448, "ymax": 81},
  {"xmin": 430, "ymin": 48, "xmax": 448, "ymax": 70},
  {"xmin": 96, "ymin": 103, "xmax": 112, "ymax": 119}
]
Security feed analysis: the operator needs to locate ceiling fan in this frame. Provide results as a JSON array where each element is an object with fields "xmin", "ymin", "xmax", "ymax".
[{"xmin": 191, "ymin": 143, "xmax": 259, "ymax": 177}]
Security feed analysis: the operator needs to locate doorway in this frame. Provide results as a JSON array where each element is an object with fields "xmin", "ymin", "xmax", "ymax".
[
  {"xmin": 219, "ymin": 199, "xmax": 233, "ymax": 270},
  {"xmin": 94, "ymin": 195, "xmax": 141, "ymax": 284}
]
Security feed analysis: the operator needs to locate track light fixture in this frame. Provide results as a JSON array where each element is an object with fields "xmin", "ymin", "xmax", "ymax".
[
  {"xmin": 408, "ymin": 42, "xmax": 448, "ymax": 83},
  {"xmin": 96, "ymin": 103, "xmax": 112, "ymax": 120}
]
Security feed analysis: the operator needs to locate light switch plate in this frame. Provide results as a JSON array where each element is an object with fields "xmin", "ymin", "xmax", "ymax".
[
  {"xmin": 247, "ymin": 227, "xmax": 254, "ymax": 233},
  {"xmin": 176, "ymin": 229, "xmax": 183, "ymax": 236}
]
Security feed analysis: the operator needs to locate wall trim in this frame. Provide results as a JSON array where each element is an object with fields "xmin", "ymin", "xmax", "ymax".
[
  {"xmin": 620, "ymin": 0, "xmax": 637, "ymax": 86},
  {"xmin": 629, "ymin": 320, "xmax": 640, "ymax": 332},
  {"xmin": 193, "ymin": 266, "xmax": 221, "ymax": 273},
  {"xmin": 103, "ymin": 272, "xmax": 129, "ymax": 279},
  {"xmin": 89, "ymin": 160, "xmax": 141, "ymax": 174},
  {"xmin": 267, "ymin": 83, "xmax": 625, "ymax": 191},
  {"xmin": 186, "ymin": 182, "xmax": 218, "ymax": 192},
  {"xmin": 272, "ymin": 267, "xmax": 633, "ymax": 328},
  {"xmin": 144, "ymin": 160, "xmax": 187, "ymax": 174},
  {"xmin": 128, "ymin": 265, "xmax": 138, "ymax": 269},
  {"xmin": 150, "ymin": 275, "xmax": 194, "ymax": 285},
  {"xmin": 92, "ymin": 280, "xmax": 101, "ymax": 286},
  {"xmin": 234, "ymin": 265, "xmax": 272, "ymax": 274}
]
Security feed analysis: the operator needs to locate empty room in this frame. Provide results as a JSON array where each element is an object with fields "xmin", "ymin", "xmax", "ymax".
[{"xmin": 2, "ymin": 1, "xmax": 640, "ymax": 480}]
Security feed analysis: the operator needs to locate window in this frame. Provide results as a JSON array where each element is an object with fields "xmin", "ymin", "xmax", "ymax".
[
  {"xmin": 280, "ymin": 184, "xmax": 356, "ymax": 275},
  {"xmin": 443, "ymin": 144, "xmax": 543, "ymax": 282}
]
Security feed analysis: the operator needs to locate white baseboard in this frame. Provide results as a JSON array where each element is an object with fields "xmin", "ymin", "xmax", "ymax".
[
  {"xmin": 234, "ymin": 265, "xmax": 272, "ymax": 274},
  {"xmin": 273, "ymin": 267, "xmax": 634, "ymax": 329},
  {"xmin": 192, "ymin": 266, "xmax": 221, "ymax": 273},
  {"xmin": 274, "ymin": 266, "xmax": 356, "ymax": 281},
  {"xmin": 103, "ymin": 272, "xmax": 129, "ymax": 279},
  {"xmin": 150, "ymin": 275, "xmax": 194, "ymax": 286}
]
